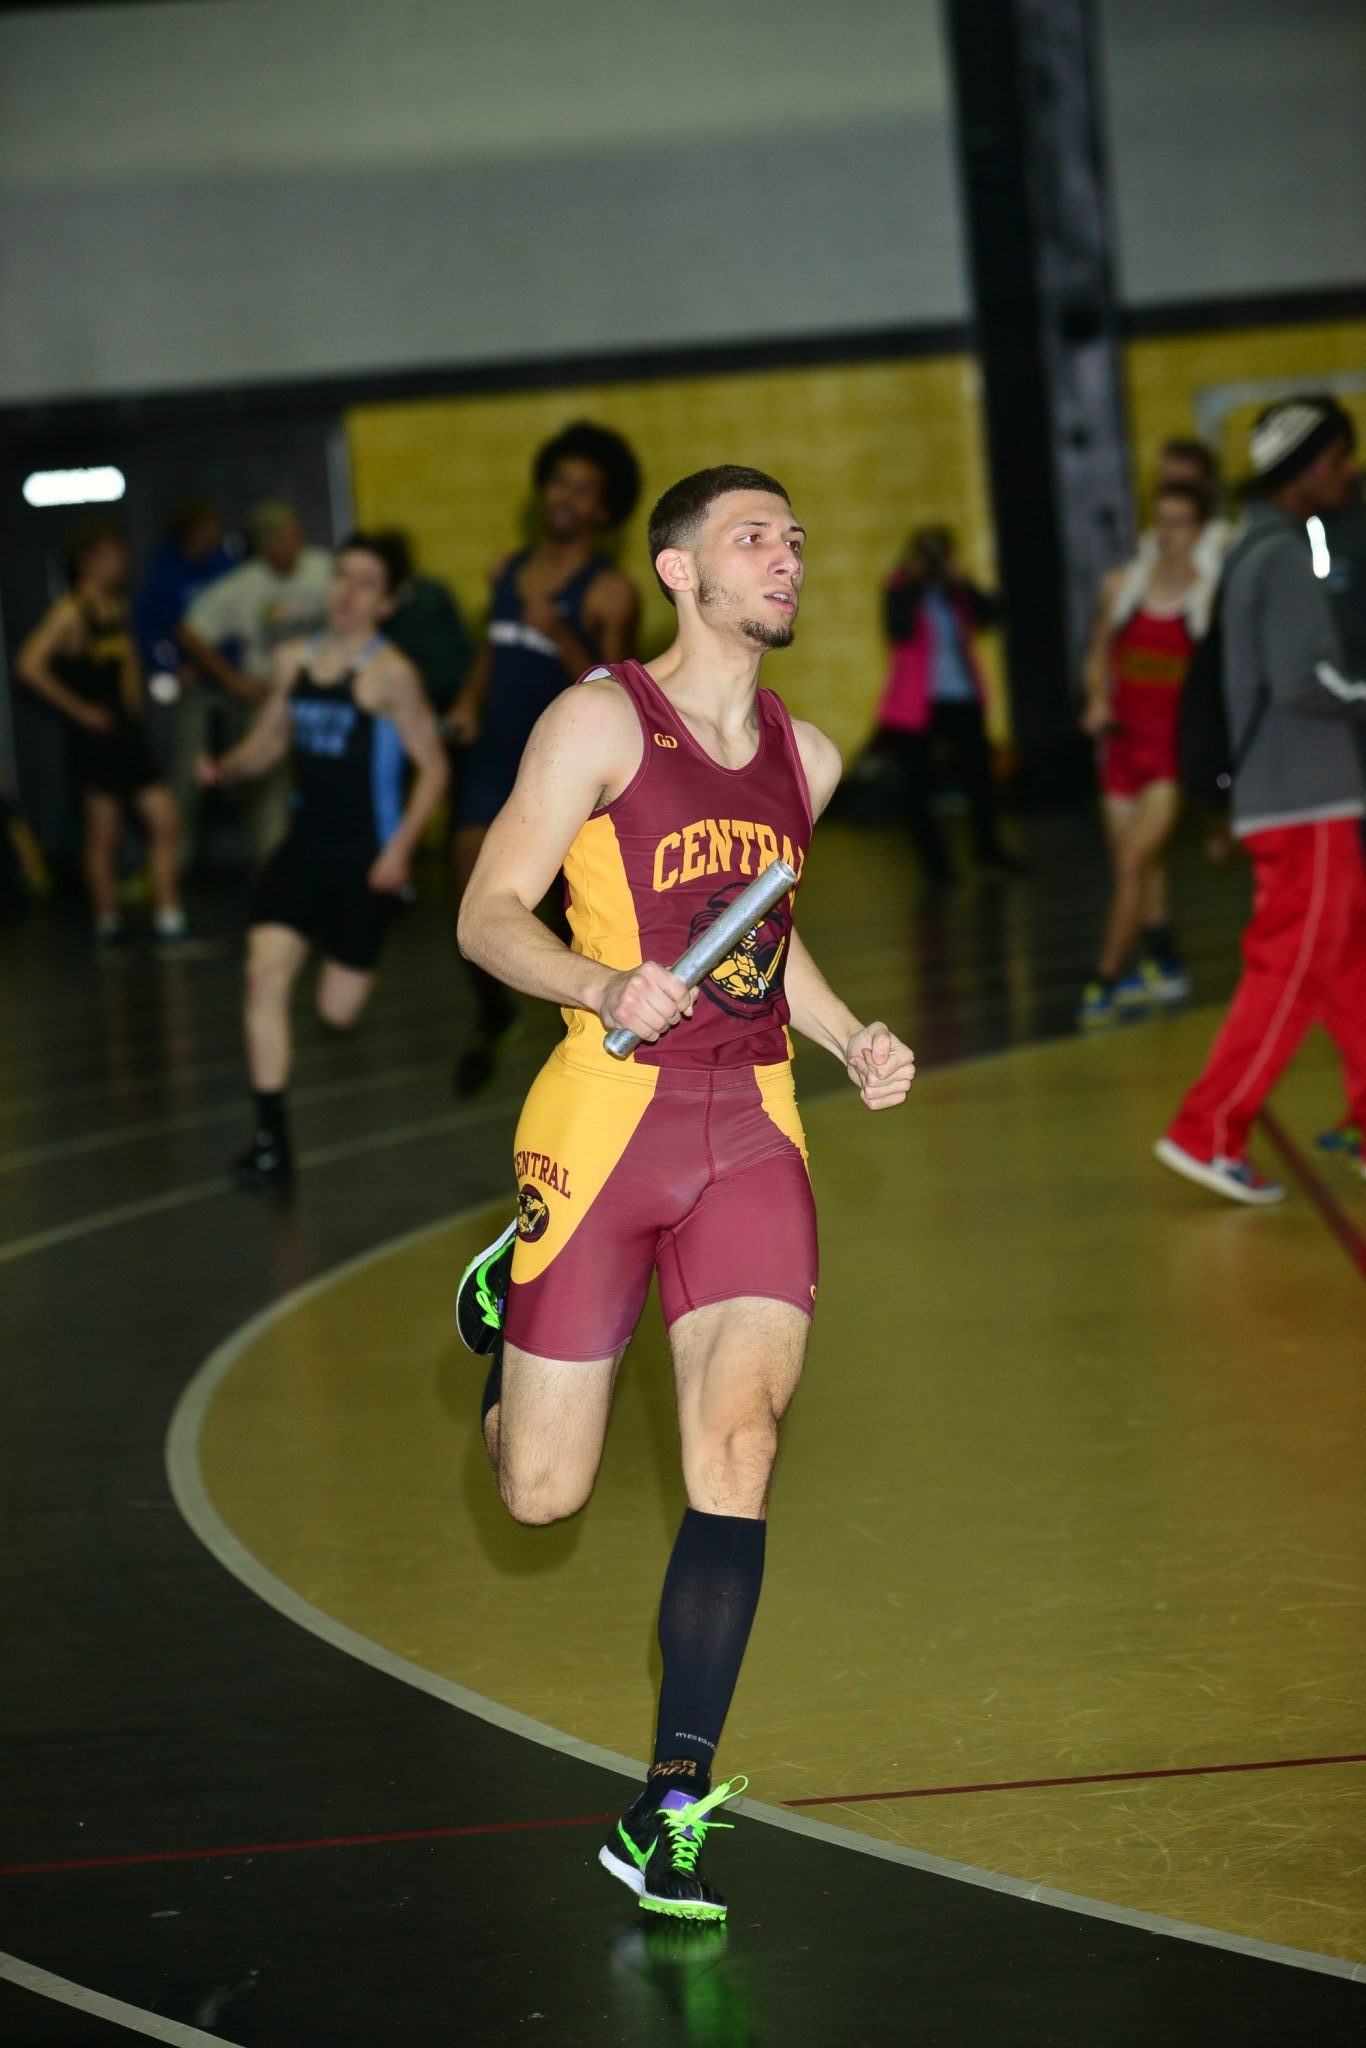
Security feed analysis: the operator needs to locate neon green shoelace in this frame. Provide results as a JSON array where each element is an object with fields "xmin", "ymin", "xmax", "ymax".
[{"xmin": 660, "ymin": 1775, "xmax": 748, "ymax": 1874}]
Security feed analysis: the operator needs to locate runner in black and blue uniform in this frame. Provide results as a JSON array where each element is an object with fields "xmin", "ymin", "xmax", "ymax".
[
  {"xmin": 200, "ymin": 534, "xmax": 449, "ymax": 1189},
  {"xmin": 446, "ymin": 421, "xmax": 642, "ymax": 1094}
]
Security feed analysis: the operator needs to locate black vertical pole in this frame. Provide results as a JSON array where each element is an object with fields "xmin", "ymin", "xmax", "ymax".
[{"xmin": 944, "ymin": 0, "xmax": 1133, "ymax": 800}]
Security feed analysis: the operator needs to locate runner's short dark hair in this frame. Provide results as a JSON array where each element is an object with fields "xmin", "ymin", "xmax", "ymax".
[
  {"xmin": 647, "ymin": 466, "xmax": 791, "ymax": 603},
  {"xmin": 340, "ymin": 530, "xmax": 407, "ymax": 596},
  {"xmin": 532, "ymin": 421, "xmax": 642, "ymax": 527},
  {"xmin": 372, "ymin": 527, "xmax": 415, "ymax": 589},
  {"xmin": 1161, "ymin": 437, "xmax": 1219, "ymax": 485},
  {"xmin": 66, "ymin": 516, "xmax": 127, "ymax": 582}
]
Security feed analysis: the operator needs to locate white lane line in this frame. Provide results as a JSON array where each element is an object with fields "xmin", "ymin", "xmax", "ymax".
[
  {"xmin": 0, "ymin": 1108, "xmax": 505, "ymax": 1269},
  {"xmin": 0, "ymin": 1060, "xmax": 460, "ymax": 1174},
  {"xmin": 165, "ymin": 1209, "xmax": 1366, "ymax": 1986},
  {"xmin": 0, "ymin": 1950, "xmax": 242, "ymax": 2046}
]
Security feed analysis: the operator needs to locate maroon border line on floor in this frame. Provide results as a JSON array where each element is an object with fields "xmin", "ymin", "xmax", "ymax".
[
  {"xmin": 4, "ymin": 1752, "xmax": 1363, "ymax": 1877},
  {"xmin": 784, "ymin": 1750, "xmax": 1366, "ymax": 1809},
  {"xmin": 1259, "ymin": 1109, "xmax": 1366, "ymax": 1280},
  {"xmin": 0, "ymin": 1813, "xmax": 617, "ymax": 1878}
]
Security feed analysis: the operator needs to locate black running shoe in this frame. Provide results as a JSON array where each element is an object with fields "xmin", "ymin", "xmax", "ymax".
[
  {"xmin": 455, "ymin": 1218, "xmax": 516, "ymax": 1355},
  {"xmin": 599, "ymin": 1778, "xmax": 746, "ymax": 1923},
  {"xmin": 231, "ymin": 1130, "xmax": 295, "ymax": 1193}
]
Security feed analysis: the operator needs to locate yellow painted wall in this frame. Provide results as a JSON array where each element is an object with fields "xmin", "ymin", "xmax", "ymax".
[
  {"xmin": 347, "ymin": 317, "xmax": 1366, "ymax": 759},
  {"xmin": 1124, "ymin": 318, "xmax": 1366, "ymax": 514},
  {"xmin": 347, "ymin": 357, "xmax": 1000, "ymax": 761}
]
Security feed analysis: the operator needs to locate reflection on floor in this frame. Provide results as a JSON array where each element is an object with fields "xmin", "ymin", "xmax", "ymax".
[{"xmin": 198, "ymin": 1008, "xmax": 1366, "ymax": 1965}]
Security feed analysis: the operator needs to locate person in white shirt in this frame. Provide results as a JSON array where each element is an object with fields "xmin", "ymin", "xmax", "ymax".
[{"xmin": 179, "ymin": 503, "xmax": 332, "ymax": 859}]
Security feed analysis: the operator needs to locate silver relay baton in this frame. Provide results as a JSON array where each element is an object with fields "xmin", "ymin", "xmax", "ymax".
[{"xmin": 604, "ymin": 857, "xmax": 799, "ymax": 1059}]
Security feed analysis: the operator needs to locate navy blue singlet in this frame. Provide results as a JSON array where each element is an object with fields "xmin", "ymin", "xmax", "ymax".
[
  {"xmin": 456, "ymin": 550, "xmax": 609, "ymax": 828},
  {"xmin": 287, "ymin": 637, "xmax": 404, "ymax": 861}
]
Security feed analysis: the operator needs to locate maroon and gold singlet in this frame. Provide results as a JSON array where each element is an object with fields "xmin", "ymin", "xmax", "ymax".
[
  {"xmin": 561, "ymin": 659, "xmax": 812, "ymax": 1068},
  {"xmin": 505, "ymin": 661, "xmax": 820, "ymax": 1361}
]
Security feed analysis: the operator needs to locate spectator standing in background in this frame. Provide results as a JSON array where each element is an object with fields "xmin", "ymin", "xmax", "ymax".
[
  {"xmin": 16, "ymin": 519, "xmax": 188, "ymax": 950},
  {"xmin": 1156, "ymin": 398, "xmax": 1366, "ymax": 1204},
  {"xmin": 1076, "ymin": 480, "xmax": 1215, "ymax": 1027},
  {"xmin": 375, "ymin": 529, "xmax": 473, "ymax": 719},
  {"xmin": 179, "ymin": 501, "xmax": 332, "ymax": 859},
  {"xmin": 873, "ymin": 525, "xmax": 1024, "ymax": 885},
  {"xmin": 446, "ymin": 421, "xmax": 642, "ymax": 1095},
  {"xmin": 133, "ymin": 499, "xmax": 235, "ymax": 866}
]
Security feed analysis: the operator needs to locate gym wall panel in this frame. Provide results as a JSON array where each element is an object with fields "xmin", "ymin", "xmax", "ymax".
[
  {"xmin": 1124, "ymin": 321, "xmax": 1366, "ymax": 511},
  {"xmin": 346, "ymin": 358, "xmax": 1002, "ymax": 764}
]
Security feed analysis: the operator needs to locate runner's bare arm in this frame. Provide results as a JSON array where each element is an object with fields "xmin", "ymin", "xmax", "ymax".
[
  {"xmin": 1081, "ymin": 568, "xmax": 1124, "ymax": 730},
  {"xmin": 784, "ymin": 927, "xmax": 915, "ymax": 1109},
  {"xmin": 176, "ymin": 623, "xmax": 269, "ymax": 706},
  {"xmin": 199, "ymin": 641, "xmax": 301, "ymax": 785},
  {"xmin": 785, "ymin": 719, "xmax": 914, "ymax": 1108},
  {"xmin": 458, "ymin": 677, "xmax": 696, "ymax": 1041},
  {"xmin": 366, "ymin": 653, "xmax": 449, "ymax": 890},
  {"xmin": 14, "ymin": 599, "xmax": 110, "ymax": 731},
  {"xmin": 117, "ymin": 609, "xmax": 143, "ymax": 723},
  {"xmin": 583, "ymin": 569, "xmax": 640, "ymax": 665},
  {"xmin": 525, "ymin": 565, "xmax": 639, "ymax": 680}
]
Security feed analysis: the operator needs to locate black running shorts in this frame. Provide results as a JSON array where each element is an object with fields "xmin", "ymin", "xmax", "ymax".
[{"xmin": 252, "ymin": 831, "xmax": 393, "ymax": 971}]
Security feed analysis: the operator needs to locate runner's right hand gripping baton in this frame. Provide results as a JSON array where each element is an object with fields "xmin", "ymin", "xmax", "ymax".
[{"xmin": 604, "ymin": 857, "xmax": 799, "ymax": 1059}]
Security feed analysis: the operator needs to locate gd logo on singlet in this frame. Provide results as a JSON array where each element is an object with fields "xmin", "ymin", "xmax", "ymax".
[{"xmin": 653, "ymin": 731, "xmax": 678, "ymax": 749}]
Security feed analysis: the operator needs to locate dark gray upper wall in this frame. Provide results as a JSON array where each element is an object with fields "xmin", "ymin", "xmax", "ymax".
[
  {"xmin": 1096, "ymin": 0, "xmax": 1366, "ymax": 304},
  {"xmin": 0, "ymin": 0, "xmax": 1361, "ymax": 405}
]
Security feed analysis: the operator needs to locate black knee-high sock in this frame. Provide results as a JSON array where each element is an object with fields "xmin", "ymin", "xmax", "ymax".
[
  {"xmin": 650, "ymin": 1508, "xmax": 766, "ymax": 1793},
  {"xmin": 252, "ymin": 1089, "xmax": 288, "ymax": 1148}
]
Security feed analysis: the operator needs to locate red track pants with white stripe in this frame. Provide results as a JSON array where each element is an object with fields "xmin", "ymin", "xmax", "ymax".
[{"xmin": 1167, "ymin": 817, "xmax": 1366, "ymax": 1163}]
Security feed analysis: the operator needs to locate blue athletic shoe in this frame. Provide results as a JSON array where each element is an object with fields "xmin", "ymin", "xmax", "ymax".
[{"xmin": 1314, "ymin": 1120, "xmax": 1361, "ymax": 1160}]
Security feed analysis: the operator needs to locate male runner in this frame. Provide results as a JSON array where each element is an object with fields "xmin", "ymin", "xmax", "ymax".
[
  {"xmin": 446, "ymin": 421, "xmax": 642, "ymax": 1094},
  {"xmin": 199, "ymin": 534, "xmax": 448, "ymax": 1189},
  {"xmin": 457, "ymin": 467, "xmax": 915, "ymax": 1920}
]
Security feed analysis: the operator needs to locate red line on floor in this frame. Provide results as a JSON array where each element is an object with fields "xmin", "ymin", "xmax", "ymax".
[
  {"xmin": 1259, "ymin": 1108, "xmax": 1366, "ymax": 1280},
  {"xmin": 784, "ymin": 1750, "xmax": 1366, "ymax": 1809},
  {"xmin": 7, "ymin": 1753, "xmax": 1364, "ymax": 1877},
  {"xmin": 0, "ymin": 1812, "xmax": 617, "ymax": 1879}
]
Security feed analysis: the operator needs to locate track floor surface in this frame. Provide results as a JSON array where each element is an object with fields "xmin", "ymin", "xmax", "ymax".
[{"xmin": 3, "ymin": 813, "xmax": 1362, "ymax": 2044}]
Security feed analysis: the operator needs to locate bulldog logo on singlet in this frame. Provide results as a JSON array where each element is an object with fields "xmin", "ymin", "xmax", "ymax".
[
  {"xmin": 517, "ymin": 1183, "xmax": 551, "ymax": 1242},
  {"xmin": 688, "ymin": 884, "xmax": 788, "ymax": 1019}
]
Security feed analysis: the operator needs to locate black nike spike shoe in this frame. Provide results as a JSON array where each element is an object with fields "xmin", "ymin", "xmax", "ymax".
[
  {"xmin": 599, "ymin": 1778, "xmax": 747, "ymax": 1922},
  {"xmin": 455, "ymin": 1218, "xmax": 517, "ymax": 1355}
]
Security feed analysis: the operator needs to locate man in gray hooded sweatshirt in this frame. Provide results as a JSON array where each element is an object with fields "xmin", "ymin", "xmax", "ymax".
[{"xmin": 1156, "ymin": 397, "xmax": 1366, "ymax": 1204}]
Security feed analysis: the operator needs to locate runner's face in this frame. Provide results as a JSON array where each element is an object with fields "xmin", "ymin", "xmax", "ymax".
[
  {"xmin": 541, "ymin": 457, "xmax": 611, "ymax": 541},
  {"xmin": 328, "ymin": 550, "xmax": 392, "ymax": 634},
  {"xmin": 82, "ymin": 537, "xmax": 129, "ymax": 592},
  {"xmin": 1152, "ymin": 498, "xmax": 1202, "ymax": 564},
  {"xmin": 1303, "ymin": 438, "xmax": 1360, "ymax": 515},
  {"xmin": 261, "ymin": 518, "xmax": 304, "ymax": 574},
  {"xmin": 691, "ymin": 492, "xmax": 806, "ymax": 650}
]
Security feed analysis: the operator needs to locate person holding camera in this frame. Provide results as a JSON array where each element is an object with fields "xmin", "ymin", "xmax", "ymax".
[{"xmin": 873, "ymin": 526, "xmax": 1024, "ymax": 884}]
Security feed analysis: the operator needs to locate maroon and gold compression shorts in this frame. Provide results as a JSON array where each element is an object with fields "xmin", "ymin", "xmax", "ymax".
[{"xmin": 504, "ymin": 1043, "xmax": 819, "ymax": 1362}]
